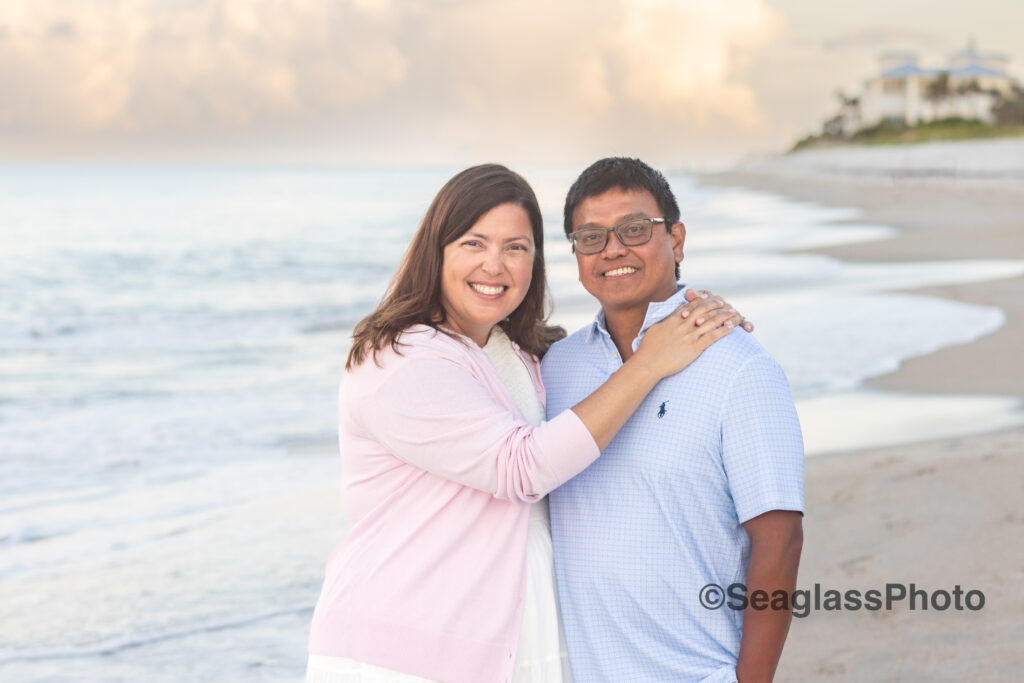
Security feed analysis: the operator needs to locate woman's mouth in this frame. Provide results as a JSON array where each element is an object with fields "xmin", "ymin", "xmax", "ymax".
[{"xmin": 469, "ymin": 282, "xmax": 508, "ymax": 296}]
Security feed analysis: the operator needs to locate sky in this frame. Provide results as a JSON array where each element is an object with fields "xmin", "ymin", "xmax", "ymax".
[{"xmin": 1, "ymin": 0, "xmax": 1022, "ymax": 167}]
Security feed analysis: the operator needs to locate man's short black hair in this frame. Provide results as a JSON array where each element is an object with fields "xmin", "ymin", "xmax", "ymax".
[{"xmin": 564, "ymin": 157, "xmax": 681, "ymax": 279}]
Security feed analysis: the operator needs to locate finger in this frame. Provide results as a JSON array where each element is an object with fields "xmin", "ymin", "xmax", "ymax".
[
  {"xmin": 679, "ymin": 292, "xmax": 708, "ymax": 312},
  {"xmin": 672, "ymin": 300, "xmax": 694, "ymax": 320},
  {"xmin": 676, "ymin": 295, "xmax": 722, "ymax": 319},
  {"xmin": 685, "ymin": 298, "xmax": 727, "ymax": 322},
  {"xmin": 696, "ymin": 307, "xmax": 742, "ymax": 330},
  {"xmin": 699, "ymin": 292, "xmax": 739, "ymax": 317},
  {"xmin": 719, "ymin": 308, "xmax": 744, "ymax": 328},
  {"xmin": 694, "ymin": 319, "xmax": 736, "ymax": 347},
  {"xmin": 742, "ymin": 319, "xmax": 754, "ymax": 332}
]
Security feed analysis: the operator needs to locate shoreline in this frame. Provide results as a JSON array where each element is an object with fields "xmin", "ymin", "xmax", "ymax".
[
  {"xmin": 700, "ymin": 167, "xmax": 1024, "ymax": 398},
  {"xmin": 699, "ymin": 153, "xmax": 1024, "ymax": 680}
]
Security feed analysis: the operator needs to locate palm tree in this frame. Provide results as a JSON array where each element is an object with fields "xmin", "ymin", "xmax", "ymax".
[{"xmin": 926, "ymin": 72, "xmax": 951, "ymax": 101}]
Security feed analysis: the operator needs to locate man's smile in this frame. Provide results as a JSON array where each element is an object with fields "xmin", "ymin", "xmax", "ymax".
[{"xmin": 602, "ymin": 266, "xmax": 640, "ymax": 278}]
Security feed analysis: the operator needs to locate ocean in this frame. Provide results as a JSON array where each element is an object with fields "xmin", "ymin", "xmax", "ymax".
[{"xmin": 1, "ymin": 164, "xmax": 1021, "ymax": 681}]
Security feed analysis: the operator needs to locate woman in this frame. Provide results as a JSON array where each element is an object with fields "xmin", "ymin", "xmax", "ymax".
[{"xmin": 308, "ymin": 164, "xmax": 744, "ymax": 683}]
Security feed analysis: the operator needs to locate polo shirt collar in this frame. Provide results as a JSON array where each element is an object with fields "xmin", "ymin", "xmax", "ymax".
[
  {"xmin": 586, "ymin": 308, "xmax": 608, "ymax": 343},
  {"xmin": 586, "ymin": 284, "xmax": 691, "ymax": 347}
]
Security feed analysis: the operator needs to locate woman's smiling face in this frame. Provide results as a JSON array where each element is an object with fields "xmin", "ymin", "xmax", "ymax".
[{"xmin": 439, "ymin": 202, "xmax": 535, "ymax": 346}]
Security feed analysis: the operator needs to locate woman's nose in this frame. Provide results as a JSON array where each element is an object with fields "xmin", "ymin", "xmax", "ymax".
[{"xmin": 481, "ymin": 247, "xmax": 504, "ymax": 273}]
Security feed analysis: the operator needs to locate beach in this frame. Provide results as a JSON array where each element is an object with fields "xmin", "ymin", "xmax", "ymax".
[
  {"xmin": 701, "ymin": 139, "xmax": 1024, "ymax": 681},
  {"xmin": 2, "ymin": 153, "xmax": 1022, "ymax": 680}
]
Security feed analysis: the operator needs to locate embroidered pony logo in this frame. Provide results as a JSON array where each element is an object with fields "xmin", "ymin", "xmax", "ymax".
[{"xmin": 658, "ymin": 401, "xmax": 669, "ymax": 419}]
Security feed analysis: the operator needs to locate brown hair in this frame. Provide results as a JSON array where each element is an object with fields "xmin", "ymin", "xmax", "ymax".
[{"xmin": 346, "ymin": 164, "xmax": 564, "ymax": 369}]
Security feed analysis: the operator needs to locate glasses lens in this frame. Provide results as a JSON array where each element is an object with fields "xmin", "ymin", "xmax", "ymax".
[
  {"xmin": 574, "ymin": 229, "xmax": 607, "ymax": 254},
  {"xmin": 618, "ymin": 219, "xmax": 652, "ymax": 245}
]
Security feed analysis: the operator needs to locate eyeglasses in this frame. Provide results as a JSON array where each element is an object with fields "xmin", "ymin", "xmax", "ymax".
[{"xmin": 567, "ymin": 217, "xmax": 666, "ymax": 255}]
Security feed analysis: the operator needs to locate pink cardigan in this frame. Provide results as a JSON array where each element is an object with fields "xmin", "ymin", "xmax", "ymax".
[{"xmin": 308, "ymin": 325, "xmax": 600, "ymax": 683}]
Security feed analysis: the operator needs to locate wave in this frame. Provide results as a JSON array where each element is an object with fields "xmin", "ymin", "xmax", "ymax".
[
  {"xmin": 0, "ymin": 606, "xmax": 314, "ymax": 665},
  {"xmin": 0, "ymin": 487, "xmax": 114, "ymax": 516}
]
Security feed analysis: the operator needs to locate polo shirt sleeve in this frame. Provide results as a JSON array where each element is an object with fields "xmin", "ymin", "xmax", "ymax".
[
  {"xmin": 350, "ymin": 356, "xmax": 600, "ymax": 503},
  {"xmin": 719, "ymin": 353, "xmax": 805, "ymax": 524}
]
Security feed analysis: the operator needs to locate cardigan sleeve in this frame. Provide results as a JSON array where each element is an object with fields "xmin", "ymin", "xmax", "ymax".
[{"xmin": 349, "ymin": 355, "xmax": 600, "ymax": 503}]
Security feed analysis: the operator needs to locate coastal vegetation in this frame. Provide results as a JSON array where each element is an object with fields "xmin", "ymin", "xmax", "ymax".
[
  {"xmin": 793, "ymin": 84, "xmax": 1024, "ymax": 152},
  {"xmin": 792, "ymin": 117, "xmax": 1024, "ymax": 151}
]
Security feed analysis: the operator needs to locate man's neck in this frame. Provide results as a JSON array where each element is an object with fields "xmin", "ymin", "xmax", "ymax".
[
  {"xmin": 603, "ymin": 307, "xmax": 647, "ymax": 361},
  {"xmin": 601, "ymin": 284, "xmax": 685, "ymax": 360}
]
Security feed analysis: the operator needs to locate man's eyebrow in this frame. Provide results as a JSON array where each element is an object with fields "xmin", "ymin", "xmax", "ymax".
[{"xmin": 575, "ymin": 212, "xmax": 649, "ymax": 230}]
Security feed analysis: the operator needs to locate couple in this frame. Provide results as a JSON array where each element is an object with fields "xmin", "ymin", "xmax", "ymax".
[{"xmin": 308, "ymin": 158, "xmax": 804, "ymax": 683}]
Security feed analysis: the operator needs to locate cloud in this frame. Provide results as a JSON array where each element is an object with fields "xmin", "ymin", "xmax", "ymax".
[
  {"xmin": 0, "ymin": 0, "xmax": 785, "ymax": 163},
  {"xmin": 0, "ymin": 0, "xmax": 409, "ymax": 134},
  {"xmin": 822, "ymin": 26, "xmax": 951, "ymax": 52}
]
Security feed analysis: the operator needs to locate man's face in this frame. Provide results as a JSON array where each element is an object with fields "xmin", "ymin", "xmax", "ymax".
[{"xmin": 570, "ymin": 187, "xmax": 685, "ymax": 315}]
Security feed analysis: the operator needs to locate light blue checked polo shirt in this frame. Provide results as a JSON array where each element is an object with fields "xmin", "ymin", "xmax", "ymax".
[{"xmin": 542, "ymin": 286, "xmax": 804, "ymax": 683}]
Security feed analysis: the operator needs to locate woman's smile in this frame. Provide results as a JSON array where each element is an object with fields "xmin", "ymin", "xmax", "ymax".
[{"xmin": 468, "ymin": 282, "xmax": 509, "ymax": 297}]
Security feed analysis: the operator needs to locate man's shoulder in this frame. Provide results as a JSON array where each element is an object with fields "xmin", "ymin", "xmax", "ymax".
[
  {"xmin": 542, "ymin": 325, "xmax": 596, "ymax": 369},
  {"xmin": 692, "ymin": 331, "xmax": 799, "ymax": 419},
  {"xmin": 697, "ymin": 328, "xmax": 776, "ymax": 373}
]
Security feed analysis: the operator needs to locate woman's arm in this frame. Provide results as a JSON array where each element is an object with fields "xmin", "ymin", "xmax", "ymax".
[
  {"xmin": 571, "ymin": 295, "xmax": 739, "ymax": 449},
  {"xmin": 349, "ymin": 295, "xmax": 741, "ymax": 500},
  {"xmin": 349, "ymin": 354, "xmax": 602, "ymax": 502}
]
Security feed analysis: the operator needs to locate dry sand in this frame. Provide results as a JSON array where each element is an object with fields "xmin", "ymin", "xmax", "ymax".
[{"xmin": 701, "ymin": 162, "xmax": 1024, "ymax": 681}]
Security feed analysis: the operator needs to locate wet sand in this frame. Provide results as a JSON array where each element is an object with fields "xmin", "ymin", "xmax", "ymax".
[{"xmin": 702, "ymin": 154, "xmax": 1024, "ymax": 681}]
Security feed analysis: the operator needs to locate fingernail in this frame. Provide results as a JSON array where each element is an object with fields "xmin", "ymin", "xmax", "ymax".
[
  {"xmin": 725, "ymin": 320, "xmax": 734, "ymax": 328},
  {"xmin": 696, "ymin": 317, "xmax": 705, "ymax": 325},
  {"xmin": 700, "ymin": 292, "xmax": 709, "ymax": 299},
  {"xmin": 681, "ymin": 310, "xmax": 690, "ymax": 318}
]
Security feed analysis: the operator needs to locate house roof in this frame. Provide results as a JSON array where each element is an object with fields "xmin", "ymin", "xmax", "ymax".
[
  {"xmin": 880, "ymin": 64, "xmax": 937, "ymax": 79},
  {"xmin": 877, "ymin": 63, "xmax": 1014, "ymax": 82},
  {"xmin": 949, "ymin": 64, "xmax": 1012, "ymax": 79}
]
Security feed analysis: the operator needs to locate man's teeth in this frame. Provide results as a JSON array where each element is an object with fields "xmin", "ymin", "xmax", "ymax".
[
  {"xmin": 470, "ymin": 283, "xmax": 506, "ymax": 295},
  {"xmin": 604, "ymin": 267, "xmax": 637, "ymax": 277}
]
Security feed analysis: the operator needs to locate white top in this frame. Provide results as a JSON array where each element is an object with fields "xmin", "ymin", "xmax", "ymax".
[
  {"xmin": 483, "ymin": 328, "xmax": 572, "ymax": 683},
  {"xmin": 306, "ymin": 327, "xmax": 572, "ymax": 683}
]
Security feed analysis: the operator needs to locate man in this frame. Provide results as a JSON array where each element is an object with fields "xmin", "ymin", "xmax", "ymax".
[{"xmin": 542, "ymin": 158, "xmax": 804, "ymax": 683}]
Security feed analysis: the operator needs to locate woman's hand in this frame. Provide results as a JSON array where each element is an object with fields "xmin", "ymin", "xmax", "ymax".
[
  {"xmin": 686, "ymin": 288, "xmax": 753, "ymax": 332},
  {"xmin": 632, "ymin": 289, "xmax": 742, "ymax": 379},
  {"xmin": 569, "ymin": 288, "xmax": 749, "ymax": 450}
]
